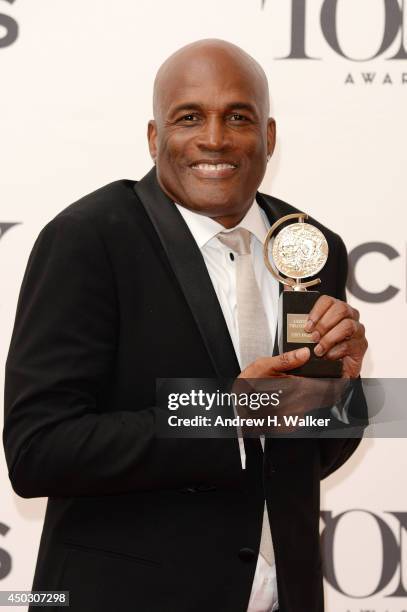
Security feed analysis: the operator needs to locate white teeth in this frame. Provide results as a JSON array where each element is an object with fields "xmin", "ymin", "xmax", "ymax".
[{"xmin": 193, "ymin": 163, "xmax": 235, "ymax": 170}]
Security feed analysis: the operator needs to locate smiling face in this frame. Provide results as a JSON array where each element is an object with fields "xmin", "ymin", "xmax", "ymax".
[{"xmin": 148, "ymin": 40, "xmax": 276, "ymax": 227}]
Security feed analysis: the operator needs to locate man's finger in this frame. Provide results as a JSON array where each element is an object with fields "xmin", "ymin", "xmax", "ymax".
[
  {"xmin": 304, "ymin": 295, "xmax": 336, "ymax": 332},
  {"xmin": 324, "ymin": 339, "xmax": 351, "ymax": 360},
  {"xmin": 314, "ymin": 319, "xmax": 359, "ymax": 357},
  {"xmin": 325, "ymin": 333, "xmax": 368, "ymax": 361},
  {"xmin": 268, "ymin": 347, "xmax": 311, "ymax": 373},
  {"xmin": 311, "ymin": 301, "xmax": 358, "ymax": 338}
]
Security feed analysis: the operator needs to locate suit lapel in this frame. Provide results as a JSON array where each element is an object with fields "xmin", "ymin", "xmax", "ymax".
[
  {"xmin": 133, "ymin": 167, "xmax": 240, "ymax": 378},
  {"xmin": 133, "ymin": 169, "xmax": 288, "ymax": 374}
]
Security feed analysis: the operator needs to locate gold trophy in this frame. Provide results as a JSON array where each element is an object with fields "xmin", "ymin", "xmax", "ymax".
[{"xmin": 263, "ymin": 213, "xmax": 342, "ymax": 377}]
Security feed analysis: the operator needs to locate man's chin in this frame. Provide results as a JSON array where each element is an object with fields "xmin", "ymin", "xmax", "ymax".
[
  {"xmin": 179, "ymin": 182, "xmax": 245, "ymax": 211},
  {"xmin": 179, "ymin": 196, "xmax": 240, "ymax": 218}
]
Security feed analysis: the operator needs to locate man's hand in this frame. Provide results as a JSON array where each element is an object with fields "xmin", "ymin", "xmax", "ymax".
[
  {"xmin": 233, "ymin": 348, "xmax": 348, "ymax": 435},
  {"xmin": 304, "ymin": 295, "xmax": 368, "ymax": 378},
  {"xmin": 232, "ymin": 293, "xmax": 368, "ymax": 435},
  {"xmin": 238, "ymin": 346, "xmax": 311, "ymax": 379}
]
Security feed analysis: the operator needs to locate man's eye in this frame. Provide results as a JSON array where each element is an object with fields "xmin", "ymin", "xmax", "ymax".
[
  {"xmin": 230, "ymin": 114, "xmax": 247, "ymax": 121},
  {"xmin": 181, "ymin": 114, "xmax": 198, "ymax": 121}
]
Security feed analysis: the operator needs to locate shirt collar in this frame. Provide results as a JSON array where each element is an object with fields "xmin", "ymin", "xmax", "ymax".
[{"xmin": 175, "ymin": 199, "xmax": 269, "ymax": 249}]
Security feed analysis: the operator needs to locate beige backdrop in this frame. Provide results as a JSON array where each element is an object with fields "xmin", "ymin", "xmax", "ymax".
[{"xmin": 1, "ymin": 1, "xmax": 406, "ymax": 610}]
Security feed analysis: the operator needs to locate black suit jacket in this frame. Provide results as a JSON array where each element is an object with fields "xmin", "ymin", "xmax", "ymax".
[{"xmin": 3, "ymin": 167, "xmax": 367, "ymax": 612}]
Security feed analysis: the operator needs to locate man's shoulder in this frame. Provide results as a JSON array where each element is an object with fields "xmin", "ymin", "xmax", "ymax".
[
  {"xmin": 53, "ymin": 179, "xmax": 138, "ymax": 224},
  {"xmin": 258, "ymin": 191, "xmax": 345, "ymax": 248},
  {"xmin": 36, "ymin": 179, "xmax": 146, "ymax": 247}
]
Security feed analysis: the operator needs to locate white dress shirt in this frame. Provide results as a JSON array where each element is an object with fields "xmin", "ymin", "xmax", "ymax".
[{"xmin": 175, "ymin": 200, "xmax": 280, "ymax": 612}]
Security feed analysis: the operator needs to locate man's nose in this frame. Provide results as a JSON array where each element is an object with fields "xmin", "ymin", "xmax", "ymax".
[{"xmin": 197, "ymin": 115, "xmax": 230, "ymax": 150}]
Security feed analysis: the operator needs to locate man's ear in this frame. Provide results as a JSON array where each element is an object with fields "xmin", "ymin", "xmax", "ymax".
[
  {"xmin": 267, "ymin": 117, "xmax": 276, "ymax": 159},
  {"xmin": 147, "ymin": 120, "xmax": 157, "ymax": 163}
]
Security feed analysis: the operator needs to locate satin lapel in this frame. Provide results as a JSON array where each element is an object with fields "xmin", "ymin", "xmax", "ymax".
[
  {"xmin": 133, "ymin": 167, "xmax": 240, "ymax": 378},
  {"xmin": 255, "ymin": 192, "xmax": 284, "ymax": 358}
]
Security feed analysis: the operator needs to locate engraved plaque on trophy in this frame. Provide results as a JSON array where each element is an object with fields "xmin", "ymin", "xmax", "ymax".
[{"xmin": 263, "ymin": 213, "xmax": 342, "ymax": 377}]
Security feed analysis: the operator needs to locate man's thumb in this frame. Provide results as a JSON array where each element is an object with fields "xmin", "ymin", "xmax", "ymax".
[{"xmin": 274, "ymin": 347, "xmax": 311, "ymax": 372}]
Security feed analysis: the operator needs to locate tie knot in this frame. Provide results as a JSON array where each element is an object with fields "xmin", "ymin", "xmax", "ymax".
[{"xmin": 217, "ymin": 227, "xmax": 252, "ymax": 255}]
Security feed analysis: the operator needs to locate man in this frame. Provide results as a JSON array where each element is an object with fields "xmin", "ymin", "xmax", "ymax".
[{"xmin": 3, "ymin": 39, "xmax": 368, "ymax": 612}]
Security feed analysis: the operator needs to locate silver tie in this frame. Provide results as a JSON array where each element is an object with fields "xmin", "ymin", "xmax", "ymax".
[{"xmin": 217, "ymin": 227, "xmax": 275, "ymax": 567}]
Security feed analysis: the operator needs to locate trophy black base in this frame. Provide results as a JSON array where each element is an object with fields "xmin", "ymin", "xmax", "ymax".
[{"xmin": 279, "ymin": 290, "xmax": 343, "ymax": 378}]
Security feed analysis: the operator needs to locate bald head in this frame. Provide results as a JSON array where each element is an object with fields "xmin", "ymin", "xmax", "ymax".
[
  {"xmin": 147, "ymin": 38, "xmax": 276, "ymax": 228},
  {"xmin": 153, "ymin": 39, "xmax": 270, "ymax": 121}
]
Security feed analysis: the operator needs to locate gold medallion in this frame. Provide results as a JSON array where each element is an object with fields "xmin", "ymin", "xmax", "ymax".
[{"xmin": 271, "ymin": 222, "xmax": 328, "ymax": 280}]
